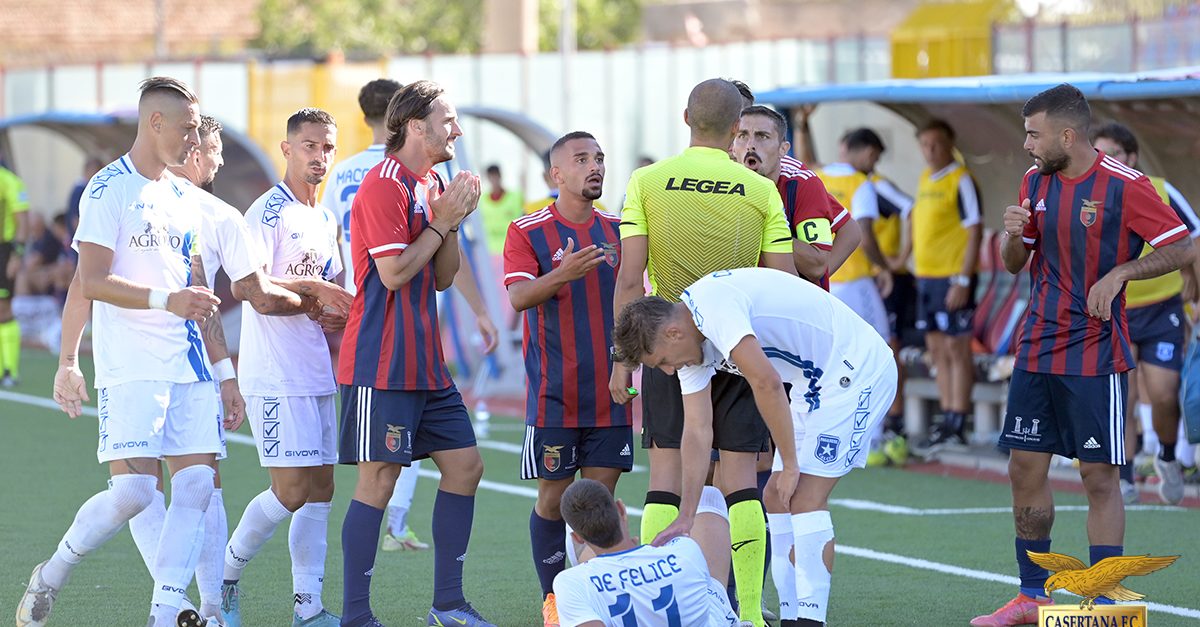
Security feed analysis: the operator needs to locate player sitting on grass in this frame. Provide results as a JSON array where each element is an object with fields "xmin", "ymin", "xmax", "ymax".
[{"xmin": 552, "ymin": 478, "xmax": 752, "ymax": 627}]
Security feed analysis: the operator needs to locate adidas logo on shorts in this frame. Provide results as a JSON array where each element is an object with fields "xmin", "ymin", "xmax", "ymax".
[
  {"xmin": 1083, "ymin": 437, "xmax": 1101, "ymax": 449},
  {"xmin": 619, "ymin": 444, "xmax": 631, "ymax": 456}
]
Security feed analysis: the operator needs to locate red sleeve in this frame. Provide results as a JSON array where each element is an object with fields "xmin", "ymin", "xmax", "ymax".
[
  {"xmin": 826, "ymin": 192, "xmax": 850, "ymax": 232},
  {"xmin": 356, "ymin": 179, "xmax": 412, "ymax": 259},
  {"xmin": 1019, "ymin": 172, "xmax": 1039, "ymax": 250},
  {"xmin": 785, "ymin": 176, "xmax": 838, "ymax": 251},
  {"xmin": 503, "ymin": 222, "xmax": 539, "ymax": 287},
  {"xmin": 1124, "ymin": 176, "xmax": 1188, "ymax": 248}
]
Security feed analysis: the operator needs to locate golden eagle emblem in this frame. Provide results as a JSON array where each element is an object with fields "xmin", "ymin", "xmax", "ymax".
[{"xmin": 1026, "ymin": 551, "xmax": 1179, "ymax": 610}]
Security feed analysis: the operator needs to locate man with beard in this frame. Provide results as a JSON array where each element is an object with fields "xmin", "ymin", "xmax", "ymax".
[
  {"xmin": 337, "ymin": 80, "xmax": 492, "ymax": 627},
  {"xmin": 503, "ymin": 132, "xmax": 632, "ymax": 627},
  {"xmin": 731, "ymin": 106, "xmax": 860, "ymax": 288},
  {"xmin": 971, "ymin": 83, "xmax": 1193, "ymax": 627},
  {"xmin": 221, "ymin": 108, "xmax": 345, "ymax": 626}
]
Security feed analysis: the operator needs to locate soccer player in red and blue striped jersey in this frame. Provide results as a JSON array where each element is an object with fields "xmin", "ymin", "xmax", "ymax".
[
  {"xmin": 503, "ymin": 131, "xmax": 633, "ymax": 626},
  {"xmin": 973, "ymin": 84, "xmax": 1193, "ymax": 627},
  {"xmin": 335, "ymin": 80, "xmax": 495, "ymax": 627}
]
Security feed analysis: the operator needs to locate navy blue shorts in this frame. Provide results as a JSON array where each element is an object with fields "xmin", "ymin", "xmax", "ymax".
[
  {"xmin": 338, "ymin": 384, "xmax": 476, "ymax": 466},
  {"xmin": 1000, "ymin": 369, "xmax": 1128, "ymax": 464},
  {"xmin": 519, "ymin": 425, "xmax": 634, "ymax": 480},
  {"xmin": 885, "ymin": 272, "xmax": 918, "ymax": 340},
  {"xmin": 915, "ymin": 276, "xmax": 976, "ymax": 337},
  {"xmin": 1127, "ymin": 295, "xmax": 1186, "ymax": 372}
]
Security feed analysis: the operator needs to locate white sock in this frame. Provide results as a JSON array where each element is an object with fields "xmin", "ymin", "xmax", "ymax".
[
  {"xmin": 791, "ymin": 510, "xmax": 835, "ymax": 624},
  {"xmin": 224, "ymin": 487, "xmax": 292, "ymax": 582},
  {"xmin": 1177, "ymin": 422, "xmax": 1196, "ymax": 467},
  {"xmin": 196, "ymin": 488, "xmax": 227, "ymax": 613},
  {"xmin": 768, "ymin": 512, "xmax": 798, "ymax": 620},
  {"xmin": 386, "ymin": 459, "xmax": 421, "ymax": 536},
  {"xmin": 1138, "ymin": 403, "xmax": 1158, "ymax": 456},
  {"xmin": 42, "ymin": 474, "xmax": 157, "ymax": 590},
  {"xmin": 290, "ymin": 501, "xmax": 331, "ymax": 620},
  {"xmin": 129, "ymin": 489, "xmax": 167, "ymax": 574},
  {"xmin": 150, "ymin": 465, "xmax": 215, "ymax": 610}
]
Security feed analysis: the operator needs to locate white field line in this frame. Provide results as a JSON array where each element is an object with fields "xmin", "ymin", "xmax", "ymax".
[{"xmin": 5, "ymin": 389, "xmax": 1197, "ymax": 619}]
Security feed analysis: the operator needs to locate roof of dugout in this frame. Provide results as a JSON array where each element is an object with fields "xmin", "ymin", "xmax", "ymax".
[
  {"xmin": 758, "ymin": 67, "xmax": 1200, "ymax": 213},
  {"xmin": 0, "ymin": 106, "xmax": 559, "ymax": 213}
]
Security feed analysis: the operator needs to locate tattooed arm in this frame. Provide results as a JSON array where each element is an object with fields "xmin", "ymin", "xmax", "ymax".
[{"xmin": 192, "ymin": 253, "xmax": 244, "ymax": 429}]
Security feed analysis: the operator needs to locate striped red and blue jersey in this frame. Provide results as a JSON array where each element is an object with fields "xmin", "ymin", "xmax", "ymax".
[
  {"xmin": 503, "ymin": 203, "xmax": 629, "ymax": 428},
  {"xmin": 338, "ymin": 154, "xmax": 452, "ymax": 391},
  {"xmin": 1015, "ymin": 151, "xmax": 1188, "ymax": 376},
  {"xmin": 777, "ymin": 158, "xmax": 850, "ymax": 290}
]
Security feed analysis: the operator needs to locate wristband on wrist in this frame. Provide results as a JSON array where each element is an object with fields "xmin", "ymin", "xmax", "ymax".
[
  {"xmin": 950, "ymin": 274, "xmax": 971, "ymax": 288},
  {"xmin": 212, "ymin": 358, "xmax": 236, "ymax": 382},
  {"xmin": 427, "ymin": 224, "xmax": 446, "ymax": 242},
  {"xmin": 148, "ymin": 288, "xmax": 170, "ymax": 310}
]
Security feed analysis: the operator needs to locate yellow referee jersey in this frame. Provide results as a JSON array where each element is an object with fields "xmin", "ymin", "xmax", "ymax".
[
  {"xmin": 620, "ymin": 146, "xmax": 792, "ymax": 302},
  {"xmin": 0, "ymin": 166, "xmax": 30, "ymax": 243},
  {"xmin": 1126, "ymin": 176, "xmax": 1197, "ymax": 308}
]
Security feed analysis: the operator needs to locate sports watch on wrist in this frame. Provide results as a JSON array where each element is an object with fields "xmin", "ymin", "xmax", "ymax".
[{"xmin": 950, "ymin": 274, "xmax": 971, "ymax": 288}]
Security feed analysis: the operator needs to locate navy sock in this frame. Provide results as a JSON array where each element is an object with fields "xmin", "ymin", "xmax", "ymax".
[
  {"xmin": 1016, "ymin": 537, "xmax": 1052, "ymax": 597},
  {"xmin": 1119, "ymin": 463, "xmax": 1134, "ymax": 483},
  {"xmin": 342, "ymin": 499, "xmax": 384, "ymax": 625},
  {"xmin": 530, "ymin": 509, "xmax": 567, "ymax": 597},
  {"xmin": 1160, "ymin": 443, "xmax": 1177, "ymax": 462},
  {"xmin": 756, "ymin": 469, "xmax": 771, "ymax": 498},
  {"xmin": 1090, "ymin": 544, "xmax": 1122, "ymax": 565},
  {"xmin": 432, "ymin": 490, "xmax": 476, "ymax": 611}
]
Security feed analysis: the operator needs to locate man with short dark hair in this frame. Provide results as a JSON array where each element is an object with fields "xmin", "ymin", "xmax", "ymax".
[
  {"xmin": 972, "ymin": 83, "xmax": 1192, "ymax": 627},
  {"xmin": 504, "ymin": 131, "xmax": 631, "ymax": 626},
  {"xmin": 551, "ymin": 479, "xmax": 747, "ymax": 627},
  {"xmin": 613, "ymin": 267, "xmax": 897, "ymax": 627},
  {"xmin": 19, "ymin": 76, "xmax": 223, "ymax": 627},
  {"xmin": 220, "ymin": 107, "xmax": 346, "ymax": 627},
  {"xmin": 731, "ymin": 105, "xmax": 860, "ymax": 287},
  {"xmin": 337, "ymin": 80, "xmax": 493, "ymax": 627},
  {"xmin": 1092, "ymin": 121, "xmax": 1200, "ymax": 505},
  {"xmin": 894, "ymin": 119, "xmax": 982, "ymax": 447}
]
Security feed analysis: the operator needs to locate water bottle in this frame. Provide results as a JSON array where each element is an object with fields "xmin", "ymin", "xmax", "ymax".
[{"xmin": 474, "ymin": 400, "xmax": 491, "ymax": 439}]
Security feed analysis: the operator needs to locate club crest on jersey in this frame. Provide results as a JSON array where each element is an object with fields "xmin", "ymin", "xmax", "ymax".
[
  {"xmin": 815, "ymin": 434, "xmax": 840, "ymax": 465},
  {"xmin": 1080, "ymin": 199, "xmax": 1102, "ymax": 227},
  {"xmin": 385, "ymin": 424, "xmax": 404, "ymax": 453},
  {"xmin": 601, "ymin": 242, "xmax": 619, "ymax": 268},
  {"xmin": 543, "ymin": 445, "xmax": 564, "ymax": 472}
]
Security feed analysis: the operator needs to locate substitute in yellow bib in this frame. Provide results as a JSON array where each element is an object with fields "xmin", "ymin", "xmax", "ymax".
[
  {"xmin": 611, "ymin": 78, "xmax": 795, "ymax": 627},
  {"xmin": 1092, "ymin": 122, "xmax": 1200, "ymax": 506},
  {"xmin": 901, "ymin": 119, "xmax": 982, "ymax": 446},
  {"xmin": 0, "ymin": 162, "xmax": 30, "ymax": 386}
]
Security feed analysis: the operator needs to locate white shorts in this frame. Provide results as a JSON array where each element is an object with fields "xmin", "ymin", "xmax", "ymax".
[
  {"xmin": 775, "ymin": 359, "xmax": 898, "ymax": 478},
  {"xmin": 96, "ymin": 380, "xmax": 222, "ymax": 464},
  {"xmin": 830, "ymin": 277, "xmax": 889, "ymax": 339},
  {"xmin": 247, "ymin": 394, "xmax": 338, "ymax": 467}
]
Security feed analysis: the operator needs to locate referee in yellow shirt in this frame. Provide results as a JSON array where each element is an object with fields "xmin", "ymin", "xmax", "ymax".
[
  {"xmin": 611, "ymin": 78, "xmax": 796, "ymax": 627},
  {"xmin": 0, "ymin": 162, "xmax": 30, "ymax": 386},
  {"xmin": 897, "ymin": 119, "xmax": 982, "ymax": 447}
]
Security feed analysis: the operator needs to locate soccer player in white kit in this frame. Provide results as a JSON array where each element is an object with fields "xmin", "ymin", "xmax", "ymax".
[
  {"xmin": 552, "ymin": 478, "xmax": 748, "ymax": 627},
  {"xmin": 612, "ymin": 267, "xmax": 898, "ymax": 627},
  {"xmin": 322, "ymin": 78, "xmax": 498, "ymax": 554},
  {"xmin": 19, "ymin": 77, "xmax": 225, "ymax": 627},
  {"xmin": 220, "ymin": 108, "xmax": 345, "ymax": 627}
]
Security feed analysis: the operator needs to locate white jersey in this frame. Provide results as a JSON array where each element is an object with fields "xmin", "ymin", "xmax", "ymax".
[
  {"xmin": 240, "ymin": 182, "xmax": 342, "ymax": 396},
  {"xmin": 552, "ymin": 537, "xmax": 739, "ymax": 627},
  {"xmin": 73, "ymin": 155, "xmax": 210, "ymax": 388},
  {"xmin": 677, "ymin": 268, "xmax": 893, "ymax": 412},
  {"xmin": 180, "ymin": 181, "xmax": 261, "ymax": 286},
  {"xmin": 321, "ymin": 144, "xmax": 385, "ymax": 290}
]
